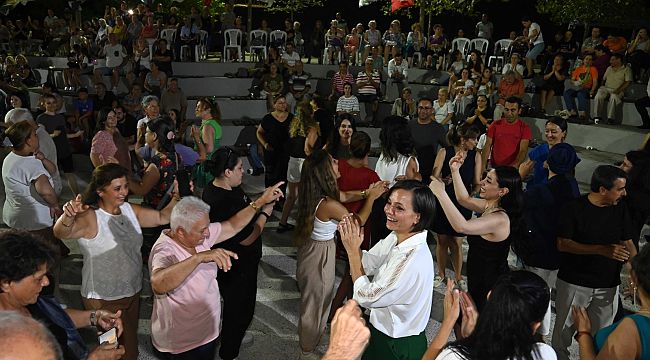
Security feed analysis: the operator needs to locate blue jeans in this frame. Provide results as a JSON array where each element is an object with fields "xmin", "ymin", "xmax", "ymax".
[{"xmin": 563, "ymin": 88, "xmax": 590, "ymax": 113}]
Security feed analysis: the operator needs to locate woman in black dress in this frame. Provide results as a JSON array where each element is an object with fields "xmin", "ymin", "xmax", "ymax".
[
  {"xmin": 201, "ymin": 147, "xmax": 276, "ymax": 360},
  {"xmin": 430, "ymin": 159, "xmax": 523, "ymax": 311},
  {"xmin": 256, "ymin": 94, "xmax": 293, "ymax": 196},
  {"xmin": 431, "ymin": 124, "xmax": 482, "ymax": 291}
]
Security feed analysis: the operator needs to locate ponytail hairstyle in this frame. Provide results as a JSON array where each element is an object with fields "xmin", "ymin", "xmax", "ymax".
[
  {"xmin": 0, "ymin": 120, "xmax": 34, "ymax": 151},
  {"xmin": 204, "ymin": 146, "xmax": 239, "ymax": 178},
  {"xmin": 447, "ymin": 122, "xmax": 481, "ymax": 146},
  {"xmin": 146, "ymin": 116, "xmax": 176, "ymax": 155},
  {"xmin": 81, "ymin": 163, "xmax": 129, "ymax": 206},
  {"xmin": 197, "ymin": 97, "xmax": 222, "ymax": 124}
]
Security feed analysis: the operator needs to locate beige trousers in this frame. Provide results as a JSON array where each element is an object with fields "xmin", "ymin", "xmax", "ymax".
[{"xmin": 297, "ymin": 238, "xmax": 336, "ymax": 352}]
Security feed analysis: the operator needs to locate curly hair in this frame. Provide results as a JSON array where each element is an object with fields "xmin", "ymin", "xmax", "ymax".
[
  {"xmin": 0, "ymin": 230, "xmax": 57, "ymax": 291},
  {"xmin": 82, "ymin": 163, "xmax": 129, "ymax": 206},
  {"xmin": 289, "ymin": 102, "xmax": 317, "ymax": 138}
]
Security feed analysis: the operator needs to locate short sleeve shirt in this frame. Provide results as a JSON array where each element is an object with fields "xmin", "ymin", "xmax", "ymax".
[
  {"xmin": 149, "ymin": 223, "xmax": 223, "ymax": 354},
  {"xmin": 487, "ymin": 119, "xmax": 532, "ymax": 167}
]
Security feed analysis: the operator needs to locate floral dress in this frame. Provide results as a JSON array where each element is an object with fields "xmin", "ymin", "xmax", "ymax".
[{"xmin": 143, "ymin": 152, "xmax": 176, "ymax": 209}]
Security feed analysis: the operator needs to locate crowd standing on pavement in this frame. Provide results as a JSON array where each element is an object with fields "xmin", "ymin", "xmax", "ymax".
[{"xmin": 1, "ymin": 2, "xmax": 650, "ymax": 360}]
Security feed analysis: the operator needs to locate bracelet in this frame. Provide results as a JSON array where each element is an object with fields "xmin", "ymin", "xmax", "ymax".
[
  {"xmin": 61, "ymin": 220, "xmax": 74, "ymax": 227},
  {"xmin": 249, "ymin": 201, "xmax": 260, "ymax": 211},
  {"xmin": 361, "ymin": 190, "xmax": 367, "ymax": 199},
  {"xmin": 90, "ymin": 310, "xmax": 98, "ymax": 327},
  {"xmin": 574, "ymin": 331, "xmax": 591, "ymax": 341},
  {"xmin": 260, "ymin": 212, "xmax": 271, "ymax": 219}
]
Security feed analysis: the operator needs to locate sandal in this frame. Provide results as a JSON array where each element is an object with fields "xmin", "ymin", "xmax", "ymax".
[{"xmin": 276, "ymin": 222, "xmax": 295, "ymax": 233}]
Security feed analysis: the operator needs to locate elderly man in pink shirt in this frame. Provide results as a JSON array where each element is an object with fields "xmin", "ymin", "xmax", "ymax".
[{"xmin": 149, "ymin": 184, "xmax": 282, "ymax": 359}]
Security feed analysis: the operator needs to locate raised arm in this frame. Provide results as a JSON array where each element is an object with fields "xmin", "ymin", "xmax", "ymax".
[
  {"xmin": 449, "ymin": 153, "xmax": 486, "ymax": 212},
  {"xmin": 128, "ymin": 163, "xmax": 160, "ymax": 196},
  {"xmin": 217, "ymin": 182, "xmax": 284, "ymax": 241}
]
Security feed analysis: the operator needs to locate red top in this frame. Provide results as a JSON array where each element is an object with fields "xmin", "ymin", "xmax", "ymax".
[
  {"xmin": 337, "ymin": 159, "xmax": 381, "ymax": 253},
  {"xmin": 487, "ymin": 119, "xmax": 532, "ymax": 167}
]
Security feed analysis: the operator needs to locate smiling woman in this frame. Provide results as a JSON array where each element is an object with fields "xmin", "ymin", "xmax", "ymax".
[
  {"xmin": 53, "ymin": 163, "xmax": 181, "ymax": 360},
  {"xmin": 338, "ymin": 180, "xmax": 436, "ymax": 360}
]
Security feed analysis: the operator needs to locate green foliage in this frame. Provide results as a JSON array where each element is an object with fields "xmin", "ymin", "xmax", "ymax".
[
  {"xmin": 536, "ymin": 0, "xmax": 649, "ymax": 27},
  {"xmin": 267, "ymin": 0, "xmax": 324, "ymax": 15},
  {"xmin": 380, "ymin": 0, "xmax": 477, "ymax": 17}
]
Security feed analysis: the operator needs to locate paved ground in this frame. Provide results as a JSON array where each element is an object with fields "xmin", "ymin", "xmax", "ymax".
[{"xmin": 50, "ymin": 160, "xmax": 628, "ymax": 360}]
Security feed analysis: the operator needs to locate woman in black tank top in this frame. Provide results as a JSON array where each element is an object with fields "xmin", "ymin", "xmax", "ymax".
[{"xmin": 430, "ymin": 159, "xmax": 523, "ymax": 311}]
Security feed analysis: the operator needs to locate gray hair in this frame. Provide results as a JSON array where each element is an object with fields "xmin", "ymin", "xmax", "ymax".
[
  {"xmin": 170, "ymin": 196, "xmax": 211, "ymax": 232},
  {"xmin": 141, "ymin": 95, "xmax": 159, "ymax": 108},
  {"xmin": 0, "ymin": 311, "xmax": 62, "ymax": 359},
  {"xmin": 4, "ymin": 108, "xmax": 34, "ymax": 124}
]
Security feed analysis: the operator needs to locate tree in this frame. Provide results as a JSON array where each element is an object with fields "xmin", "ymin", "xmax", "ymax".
[
  {"xmin": 267, "ymin": 0, "xmax": 324, "ymax": 21},
  {"xmin": 536, "ymin": 0, "xmax": 649, "ymax": 29},
  {"xmin": 380, "ymin": 0, "xmax": 478, "ymax": 37}
]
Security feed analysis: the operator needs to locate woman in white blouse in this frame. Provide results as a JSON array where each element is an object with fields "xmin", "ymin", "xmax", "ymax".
[
  {"xmin": 434, "ymin": 88, "xmax": 454, "ymax": 126},
  {"xmin": 338, "ymin": 179, "xmax": 436, "ymax": 360}
]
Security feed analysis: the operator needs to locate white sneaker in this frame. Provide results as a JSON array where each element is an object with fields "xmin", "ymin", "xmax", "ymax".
[
  {"xmin": 458, "ymin": 279, "xmax": 468, "ymax": 292},
  {"xmin": 434, "ymin": 275, "xmax": 445, "ymax": 288}
]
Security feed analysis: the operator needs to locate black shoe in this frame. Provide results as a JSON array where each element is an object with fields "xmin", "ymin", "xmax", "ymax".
[
  {"xmin": 637, "ymin": 124, "xmax": 650, "ymax": 130},
  {"xmin": 276, "ymin": 222, "xmax": 295, "ymax": 233}
]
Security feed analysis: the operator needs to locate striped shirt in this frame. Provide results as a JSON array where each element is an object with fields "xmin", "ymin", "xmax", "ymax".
[
  {"xmin": 333, "ymin": 72, "xmax": 354, "ymax": 93},
  {"xmin": 336, "ymin": 95, "xmax": 360, "ymax": 113},
  {"xmin": 356, "ymin": 70, "xmax": 381, "ymax": 96}
]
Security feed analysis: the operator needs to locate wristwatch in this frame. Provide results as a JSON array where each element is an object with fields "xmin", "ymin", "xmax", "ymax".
[{"xmin": 90, "ymin": 310, "xmax": 97, "ymax": 327}]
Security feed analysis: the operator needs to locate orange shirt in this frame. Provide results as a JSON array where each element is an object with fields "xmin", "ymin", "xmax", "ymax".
[
  {"xmin": 571, "ymin": 65, "xmax": 599, "ymax": 89},
  {"xmin": 603, "ymin": 37, "xmax": 627, "ymax": 53}
]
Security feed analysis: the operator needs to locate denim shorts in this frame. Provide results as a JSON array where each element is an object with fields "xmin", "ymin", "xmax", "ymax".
[{"xmin": 526, "ymin": 42, "xmax": 545, "ymax": 60}]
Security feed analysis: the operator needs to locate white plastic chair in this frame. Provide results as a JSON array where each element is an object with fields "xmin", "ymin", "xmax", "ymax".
[
  {"xmin": 223, "ymin": 29, "xmax": 243, "ymax": 62},
  {"xmin": 469, "ymin": 38, "xmax": 489, "ymax": 62},
  {"xmin": 160, "ymin": 29, "xmax": 176, "ymax": 50},
  {"xmin": 249, "ymin": 30, "xmax": 268, "ymax": 62},
  {"xmin": 450, "ymin": 37, "xmax": 471, "ymax": 57},
  {"xmin": 487, "ymin": 39, "xmax": 513, "ymax": 71},
  {"xmin": 269, "ymin": 30, "xmax": 287, "ymax": 49}
]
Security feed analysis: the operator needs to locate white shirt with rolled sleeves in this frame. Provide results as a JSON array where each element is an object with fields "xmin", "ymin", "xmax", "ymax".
[
  {"xmin": 353, "ymin": 230, "xmax": 434, "ymax": 338},
  {"xmin": 387, "ymin": 58, "xmax": 408, "ymax": 80}
]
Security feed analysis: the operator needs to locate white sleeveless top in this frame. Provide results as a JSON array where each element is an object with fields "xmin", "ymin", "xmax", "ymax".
[
  {"xmin": 77, "ymin": 203, "xmax": 143, "ymax": 300},
  {"xmin": 375, "ymin": 153, "xmax": 419, "ymax": 188},
  {"xmin": 312, "ymin": 198, "xmax": 339, "ymax": 241}
]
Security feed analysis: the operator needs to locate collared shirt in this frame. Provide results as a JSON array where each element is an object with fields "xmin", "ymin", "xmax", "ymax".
[
  {"xmin": 333, "ymin": 72, "xmax": 354, "ymax": 93},
  {"xmin": 149, "ymin": 223, "xmax": 223, "ymax": 353},
  {"xmin": 387, "ymin": 58, "xmax": 408, "ymax": 79},
  {"xmin": 603, "ymin": 65, "xmax": 632, "ymax": 90},
  {"xmin": 353, "ymin": 230, "xmax": 434, "ymax": 338}
]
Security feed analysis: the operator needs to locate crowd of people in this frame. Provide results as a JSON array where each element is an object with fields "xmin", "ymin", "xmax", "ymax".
[{"xmin": 1, "ymin": 2, "xmax": 650, "ymax": 360}]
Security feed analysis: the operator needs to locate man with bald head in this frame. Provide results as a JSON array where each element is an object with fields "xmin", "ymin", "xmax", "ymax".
[{"xmin": 0, "ymin": 311, "xmax": 62, "ymax": 360}]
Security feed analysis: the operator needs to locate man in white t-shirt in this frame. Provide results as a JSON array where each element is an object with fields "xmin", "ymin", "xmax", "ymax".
[
  {"xmin": 282, "ymin": 42, "xmax": 302, "ymax": 75},
  {"xmin": 94, "ymin": 33, "xmax": 128, "ymax": 93},
  {"xmin": 385, "ymin": 52, "xmax": 409, "ymax": 101},
  {"xmin": 521, "ymin": 16, "xmax": 544, "ymax": 78}
]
